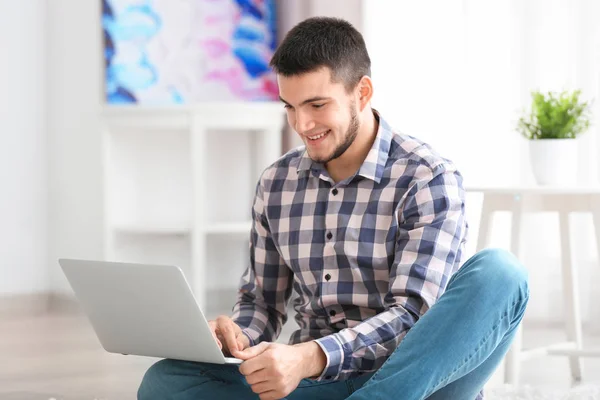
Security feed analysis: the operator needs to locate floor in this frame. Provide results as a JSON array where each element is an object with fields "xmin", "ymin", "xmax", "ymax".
[{"xmin": 4, "ymin": 310, "xmax": 600, "ymax": 400}]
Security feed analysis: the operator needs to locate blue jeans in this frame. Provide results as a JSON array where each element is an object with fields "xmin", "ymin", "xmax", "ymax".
[{"xmin": 138, "ymin": 248, "xmax": 529, "ymax": 400}]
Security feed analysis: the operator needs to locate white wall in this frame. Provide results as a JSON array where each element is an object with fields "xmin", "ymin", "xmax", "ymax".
[
  {"xmin": 0, "ymin": 1, "xmax": 48, "ymax": 295},
  {"xmin": 0, "ymin": 0, "xmax": 104, "ymax": 298},
  {"xmin": 47, "ymin": 0, "xmax": 105, "ymax": 295}
]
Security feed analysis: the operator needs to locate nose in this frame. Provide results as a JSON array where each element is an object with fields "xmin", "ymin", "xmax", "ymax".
[{"xmin": 294, "ymin": 109, "xmax": 315, "ymax": 134}]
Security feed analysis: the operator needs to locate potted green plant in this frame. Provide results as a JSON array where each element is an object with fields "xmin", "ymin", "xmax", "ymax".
[{"xmin": 517, "ymin": 90, "xmax": 592, "ymax": 185}]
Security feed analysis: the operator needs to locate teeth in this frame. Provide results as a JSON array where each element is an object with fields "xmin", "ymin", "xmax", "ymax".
[{"xmin": 308, "ymin": 130, "xmax": 329, "ymax": 140}]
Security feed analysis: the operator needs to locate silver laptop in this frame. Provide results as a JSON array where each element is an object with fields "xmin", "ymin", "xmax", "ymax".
[{"xmin": 58, "ymin": 258, "xmax": 242, "ymax": 365}]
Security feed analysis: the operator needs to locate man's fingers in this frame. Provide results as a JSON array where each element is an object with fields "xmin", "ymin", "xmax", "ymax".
[
  {"xmin": 208, "ymin": 321, "xmax": 218, "ymax": 336},
  {"xmin": 237, "ymin": 343, "xmax": 272, "ymax": 379},
  {"xmin": 235, "ymin": 341, "xmax": 270, "ymax": 361},
  {"xmin": 216, "ymin": 316, "xmax": 241, "ymax": 353},
  {"xmin": 258, "ymin": 391, "xmax": 280, "ymax": 400},
  {"xmin": 208, "ymin": 320, "xmax": 222, "ymax": 348},
  {"xmin": 235, "ymin": 331, "xmax": 250, "ymax": 351},
  {"xmin": 244, "ymin": 368, "xmax": 270, "ymax": 385},
  {"xmin": 249, "ymin": 381, "xmax": 272, "ymax": 395}
]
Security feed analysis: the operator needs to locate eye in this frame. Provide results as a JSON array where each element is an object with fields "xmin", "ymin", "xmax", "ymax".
[
  {"xmin": 283, "ymin": 104, "xmax": 293, "ymax": 110},
  {"xmin": 312, "ymin": 104, "xmax": 325, "ymax": 109}
]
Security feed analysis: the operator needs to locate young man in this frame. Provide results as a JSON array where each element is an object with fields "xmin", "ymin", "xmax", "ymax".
[{"xmin": 138, "ymin": 17, "xmax": 528, "ymax": 400}]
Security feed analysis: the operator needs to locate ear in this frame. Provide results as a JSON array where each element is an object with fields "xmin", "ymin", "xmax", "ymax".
[{"xmin": 357, "ymin": 76, "xmax": 374, "ymax": 111}]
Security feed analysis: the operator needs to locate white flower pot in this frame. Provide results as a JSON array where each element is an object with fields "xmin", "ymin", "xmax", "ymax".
[{"xmin": 528, "ymin": 138, "xmax": 578, "ymax": 186}]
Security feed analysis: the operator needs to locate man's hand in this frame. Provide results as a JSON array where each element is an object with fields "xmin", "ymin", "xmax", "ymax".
[
  {"xmin": 208, "ymin": 315, "xmax": 250, "ymax": 356},
  {"xmin": 234, "ymin": 341, "xmax": 327, "ymax": 400}
]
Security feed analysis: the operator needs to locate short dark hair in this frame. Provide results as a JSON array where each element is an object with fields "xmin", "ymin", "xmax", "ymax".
[{"xmin": 270, "ymin": 17, "xmax": 371, "ymax": 92}]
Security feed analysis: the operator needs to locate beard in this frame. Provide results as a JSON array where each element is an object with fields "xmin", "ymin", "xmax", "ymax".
[{"xmin": 310, "ymin": 102, "xmax": 360, "ymax": 164}]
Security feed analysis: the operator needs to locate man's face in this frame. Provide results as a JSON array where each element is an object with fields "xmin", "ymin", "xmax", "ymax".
[{"xmin": 278, "ymin": 67, "xmax": 359, "ymax": 164}]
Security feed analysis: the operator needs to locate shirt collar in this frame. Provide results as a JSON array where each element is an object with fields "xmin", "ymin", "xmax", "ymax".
[{"xmin": 296, "ymin": 109, "xmax": 392, "ymax": 184}]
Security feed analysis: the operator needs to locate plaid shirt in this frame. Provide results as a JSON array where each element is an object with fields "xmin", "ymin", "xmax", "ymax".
[{"xmin": 231, "ymin": 111, "xmax": 468, "ymax": 381}]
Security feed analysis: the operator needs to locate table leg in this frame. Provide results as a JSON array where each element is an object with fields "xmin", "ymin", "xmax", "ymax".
[
  {"xmin": 592, "ymin": 196, "xmax": 600, "ymax": 334},
  {"xmin": 504, "ymin": 194, "xmax": 524, "ymax": 385},
  {"xmin": 559, "ymin": 210, "xmax": 584, "ymax": 382},
  {"xmin": 476, "ymin": 195, "xmax": 493, "ymax": 252}
]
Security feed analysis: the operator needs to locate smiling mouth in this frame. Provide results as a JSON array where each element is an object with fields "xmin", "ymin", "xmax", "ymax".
[{"xmin": 307, "ymin": 130, "xmax": 330, "ymax": 140}]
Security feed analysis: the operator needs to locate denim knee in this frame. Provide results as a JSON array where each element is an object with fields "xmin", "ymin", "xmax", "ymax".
[{"xmin": 472, "ymin": 248, "xmax": 529, "ymax": 297}]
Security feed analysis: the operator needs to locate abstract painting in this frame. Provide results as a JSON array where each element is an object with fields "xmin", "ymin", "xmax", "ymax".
[{"xmin": 102, "ymin": 0, "xmax": 278, "ymax": 104}]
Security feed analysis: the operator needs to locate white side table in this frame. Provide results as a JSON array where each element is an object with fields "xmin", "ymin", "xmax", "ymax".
[{"xmin": 467, "ymin": 186, "xmax": 600, "ymax": 386}]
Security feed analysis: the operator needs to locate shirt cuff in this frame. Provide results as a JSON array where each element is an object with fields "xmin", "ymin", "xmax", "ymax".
[{"xmin": 314, "ymin": 335, "xmax": 345, "ymax": 381}]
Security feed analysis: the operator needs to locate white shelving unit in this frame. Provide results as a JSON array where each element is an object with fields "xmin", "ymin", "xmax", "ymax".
[{"xmin": 101, "ymin": 103, "xmax": 286, "ymax": 310}]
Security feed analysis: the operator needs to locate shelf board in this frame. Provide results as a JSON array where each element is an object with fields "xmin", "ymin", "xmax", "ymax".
[
  {"xmin": 110, "ymin": 221, "xmax": 252, "ymax": 235},
  {"xmin": 204, "ymin": 222, "xmax": 252, "ymax": 234},
  {"xmin": 112, "ymin": 222, "xmax": 191, "ymax": 235},
  {"xmin": 101, "ymin": 102, "xmax": 286, "ymax": 131}
]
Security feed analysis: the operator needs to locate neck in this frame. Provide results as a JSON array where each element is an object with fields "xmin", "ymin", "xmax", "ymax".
[{"xmin": 326, "ymin": 108, "xmax": 378, "ymax": 183}]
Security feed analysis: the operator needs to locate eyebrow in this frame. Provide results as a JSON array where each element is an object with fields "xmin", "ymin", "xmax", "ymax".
[{"xmin": 279, "ymin": 95, "xmax": 332, "ymax": 107}]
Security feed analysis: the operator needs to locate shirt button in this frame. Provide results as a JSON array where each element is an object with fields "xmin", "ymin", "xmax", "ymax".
[
  {"xmin": 326, "ymin": 232, "xmax": 333, "ymax": 240},
  {"xmin": 332, "ymin": 188, "xmax": 338, "ymax": 196},
  {"xmin": 325, "ymin": 274, "xmax": 331, "ymax": 281},
  {"xmin": 329, "ymin": 310, "xmax": 336, "ymax": 317}
]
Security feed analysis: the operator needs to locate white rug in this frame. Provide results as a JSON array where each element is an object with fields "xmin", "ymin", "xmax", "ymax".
[{"xmin": 487, "ymin": 385, "xmax": 600, "ymax": 399}]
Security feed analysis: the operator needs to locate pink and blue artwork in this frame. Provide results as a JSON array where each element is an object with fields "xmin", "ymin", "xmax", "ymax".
[{"xmin": 103, "ymin": 0, "xmax": 278, "ymax": 104}]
